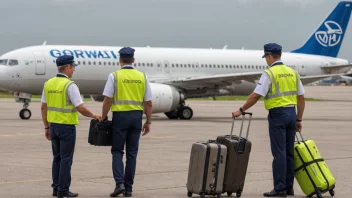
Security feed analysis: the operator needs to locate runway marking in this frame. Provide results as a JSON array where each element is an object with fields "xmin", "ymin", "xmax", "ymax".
[
  {"xmin": 0, "ymin": 133, "xmax": 41, "ymax": 137},
  {"xmin": 148, "ymin": 136, "xmax": 176, "ymax": 139},
  {"xmin": 0, "ymin": 178, "xmax": 81, "ymax": 185},
  {"xmin": 0, "ymin": 178, "xmax": 51, "ymax": 185}
]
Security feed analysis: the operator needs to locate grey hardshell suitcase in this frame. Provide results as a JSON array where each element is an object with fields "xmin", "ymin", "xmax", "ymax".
[
  {"xmin": 215, "ymin": 112, "xmax": 252, "ymax": 197},
  {"xmin": 186, "ymin": 140, "xmax": 227, "ymax": 198}
]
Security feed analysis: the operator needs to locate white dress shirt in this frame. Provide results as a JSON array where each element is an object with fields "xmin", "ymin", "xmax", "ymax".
[
  {"xmin": 102, "ymin": 66, "xmax": 152, "ymax": 101},
  {"xmin": 254, "ymin": 61, "xmax": 305, "ymax": 97},
  {"xmin": 41, "ymin": 73, "xmax": 84, "ymax": 107}
]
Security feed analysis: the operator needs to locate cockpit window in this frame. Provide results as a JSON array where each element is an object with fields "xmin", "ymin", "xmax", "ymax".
[
  {"xmin": 8, "ymin": 59, "xmax": 19, "ymax": 66},
  {"xmin": 0, "ymin": 59, "xmax": 8, "ymax": 65}
]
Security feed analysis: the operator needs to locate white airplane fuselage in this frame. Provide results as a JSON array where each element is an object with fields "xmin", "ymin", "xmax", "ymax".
[{"xmin": 0, "ymin": 45, "xmax": 349, "ymax": 96}]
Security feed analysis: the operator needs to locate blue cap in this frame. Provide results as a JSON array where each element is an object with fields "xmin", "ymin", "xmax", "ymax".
[
  {"xmin": 56, "ymin": 55, "xmax": 78, "ymax": 67},
  {"xmin": 118, "ymin": 47, "xmax": 135, "ymax": 58},
  {"xmin": 262, "ymin": 43, "xmax": 282, "ymax": 58}
]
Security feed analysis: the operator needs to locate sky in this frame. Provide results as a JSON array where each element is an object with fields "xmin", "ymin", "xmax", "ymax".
[{"xmin": 0, "ymin": 0, "xmax": 350, "ymax": 61}]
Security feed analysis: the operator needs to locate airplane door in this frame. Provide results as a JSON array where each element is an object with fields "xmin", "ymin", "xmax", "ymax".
[
  {"xmin": 164, "ymin": 61, "xmax": 170, "ymax": 73},
  {"xmin": 33, "ymin": 52, "xmax": 46, "ymax": 75},
  {"xmin": 298, "ymin": 65, "xmax": 306, "ymax": 76}
]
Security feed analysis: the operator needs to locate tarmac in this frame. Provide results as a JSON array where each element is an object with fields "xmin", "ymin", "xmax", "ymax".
[{"xmin": 0, "ymin": 85, "xmax": 351, "ymax": 198}]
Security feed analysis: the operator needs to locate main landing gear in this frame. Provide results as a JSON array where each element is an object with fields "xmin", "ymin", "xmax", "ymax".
[
  {"xmin": 164, "ymin": 105, "xmax": 193, "ymax": 120},
  {"xmin": 15, "ymin": 92, "xmax": 32, "ymax": 120}
]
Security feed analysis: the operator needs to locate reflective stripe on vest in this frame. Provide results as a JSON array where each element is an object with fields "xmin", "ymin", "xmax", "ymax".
[{"xmin": 111, "ymin": 69, "xmax": 146, "ymax": 111}]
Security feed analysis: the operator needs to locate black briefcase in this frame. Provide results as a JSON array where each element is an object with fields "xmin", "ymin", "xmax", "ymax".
[{"xmin": 88, "ymin": 118, "xmax": 112, "ymax": 146}]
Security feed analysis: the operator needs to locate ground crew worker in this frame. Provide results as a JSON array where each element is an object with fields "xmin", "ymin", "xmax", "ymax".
[
  {"xmin": 101, "ymin": 47, "xmax": 153, "ymax": 197},
  {"xmin": 41, "ymin": 55, "xmax": 102, "ymax": 198},
  {"xmin": 232, "ymin": 43, "xmax": 305, "ymax": 197}
]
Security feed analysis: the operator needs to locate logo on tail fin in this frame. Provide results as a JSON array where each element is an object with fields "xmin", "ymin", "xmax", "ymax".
[{"xmin": 315, "ymin": 21, "xmax": 343, "ymax": 47}]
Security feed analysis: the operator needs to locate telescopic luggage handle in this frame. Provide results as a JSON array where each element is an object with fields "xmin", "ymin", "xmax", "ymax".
[
  {"xmin": 295, "ymin": 132, "xmax": 305, "ymax": 143},
  {"xmin": 230, "ymin": 112, "xmax": 253, "ymax": 141}
]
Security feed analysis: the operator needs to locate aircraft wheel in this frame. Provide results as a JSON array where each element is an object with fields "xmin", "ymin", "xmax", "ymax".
[
  {"xmin": 19, "ymin": 109, "xmax": 31, "ymax": 120},
  {"xmin": 178, "ymin": 106, "xmax": 193, "ymax": 120}
]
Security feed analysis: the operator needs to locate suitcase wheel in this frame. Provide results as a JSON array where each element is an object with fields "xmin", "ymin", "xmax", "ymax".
[
  {"xmin": 329, "ymin": 189, "xmax": 335, "ymax": 197},
  {"xmin": 236, "ymin": 192, "xmax": 241, "ymax": 197},
  {"xmin": 187, "ymin": 192, "xmax": 192, "ymax": 197},
  {"xmin": 315, "ymin": 190, "xmax": 322, "ymax": 198}
]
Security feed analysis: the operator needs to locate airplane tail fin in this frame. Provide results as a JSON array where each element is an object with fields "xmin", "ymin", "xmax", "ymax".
[{"xmin": 291, "ymin": 1, "xmax": 352, "ymax": 57}]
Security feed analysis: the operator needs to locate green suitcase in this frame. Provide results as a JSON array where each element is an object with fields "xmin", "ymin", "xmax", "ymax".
[{"xmin": 293, "ymin": 133, "xmax": 336, "ymax": 198}]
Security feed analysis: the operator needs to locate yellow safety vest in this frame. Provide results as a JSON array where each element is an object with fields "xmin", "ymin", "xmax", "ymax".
[
  {"xmin": 44, "ymin": 76, "xmax": 79, "ymax": 125},
  {"xmin": 264, "ymin": 64, "xmax": 300, "ymax": 110},
  {"xmin": 111, "ymin": 68, "xmax": 146, "ymax": 112}
]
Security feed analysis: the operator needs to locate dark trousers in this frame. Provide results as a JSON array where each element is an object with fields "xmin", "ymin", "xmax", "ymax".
[
  {"xmin": 268, "ymin": 107, "xmax": 296, "ymax": 192},
  {"xmin": 111, "ymin": 111, "xmax": 142, "ymax": 193},
  {"xmin": 50, "ymin": 123, "xmax": 76, "ymax": 194}
]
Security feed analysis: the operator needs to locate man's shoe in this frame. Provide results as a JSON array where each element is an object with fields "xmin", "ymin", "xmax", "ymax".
[
  {"xmin": 110, "ymin": 183, "xmax": 126, "ymax": 197},
  {"xmin": 124, "ymin": 192, "xmax": 132, "ymax": 197},
  {"xmin": 57, "ymin": 191, "xmax": 79, "ymax": 198},
  {"xmin": 263, "ymin": 189, "xmax": 287, "ymax": 197},
  {"xmin": 286, "ymin": 188, "xmax": 294, "ymax": 196},
  {"xmin": 53, "ymin": 189, "xmax": 57, "ymax": 196}
]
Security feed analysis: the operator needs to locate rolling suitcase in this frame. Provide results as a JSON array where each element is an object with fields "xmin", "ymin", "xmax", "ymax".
[
  {"xmin": 294, "ymin": 132, "xmax": 336, "ymax": 198},
  {"xmin": 215, "ymin": 112, "xmax": 252, "ymax": 197},
  {"xmin": 186, "ymin": 140, "xmax": 227, "ymax": 198},
  {"xmin": 88, "ymin": 118, "xmax": 113, "ymax": 146}
]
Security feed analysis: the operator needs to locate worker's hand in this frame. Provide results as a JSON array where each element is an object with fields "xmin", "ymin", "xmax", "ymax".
[
  {"xmin": 142, "ymin": 122, "xmax": 150, "ymax": 136},
  {"xmin": 45, "ymin": 128, "xmax": 51, "ymax": 140},
  {"xmin": 232, "ymin": 110, "xmax": 242, "ymax": 118},
  {"xmin": 296, "ymin": 122, "xmax": 302, "ymax": 132},
  {"xmin": 93, "ymin": 114, "xmax": 102, "ymax": 122}
]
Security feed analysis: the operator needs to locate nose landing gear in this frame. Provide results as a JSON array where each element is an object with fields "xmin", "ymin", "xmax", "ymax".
[{"xmin": 14, "ymin": 92, "xmax": 32, "ymax": 120}]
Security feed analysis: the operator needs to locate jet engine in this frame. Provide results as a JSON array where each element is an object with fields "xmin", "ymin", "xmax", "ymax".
[{"xmin": 89, "ymin": 83, "xmax": 185, "ymax": 114}]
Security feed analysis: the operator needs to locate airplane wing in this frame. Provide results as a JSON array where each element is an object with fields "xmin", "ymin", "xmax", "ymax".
[
  {"xmin": 155, "ymin": 72, "xmax": 263, "ymax": 90},
  {"xmin": 154, "ymin": 71, "xmax": 349, "ymax": 90},
  {"xmin": 320, "ymin": 64, "xmax": 352, "ymax": 73},
  {"xmin": 300, "ymin": 74, "xmax": 344, "ymax": 84}
]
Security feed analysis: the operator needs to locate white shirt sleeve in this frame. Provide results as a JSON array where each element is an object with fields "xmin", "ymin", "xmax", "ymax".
[
  {"xmin": 144, "ymin": 74, "xmax": 152, "ymax": 101},
  {"xmin": 67, "ymin": 83, "xmax": 84, "ymax": 107},
  {"xmin": 41, "ymin": 89, "xmax": 46, "ymax": 103},
  {"xmin": 253, "ymin": 72, "xmax": 271, "ymax": 96},
  {"xmin": 297, "ymin": 80, "xmax": 305, "ymax": 96},
  {"xmin": 102, "ymin": 73, "xmax": 115, "ymax": 98}
]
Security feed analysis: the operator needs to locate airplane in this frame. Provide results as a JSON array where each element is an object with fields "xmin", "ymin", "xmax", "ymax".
[{"xmin": 0, "ymin": 1, "xmax": 351, "ymax": 120}]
